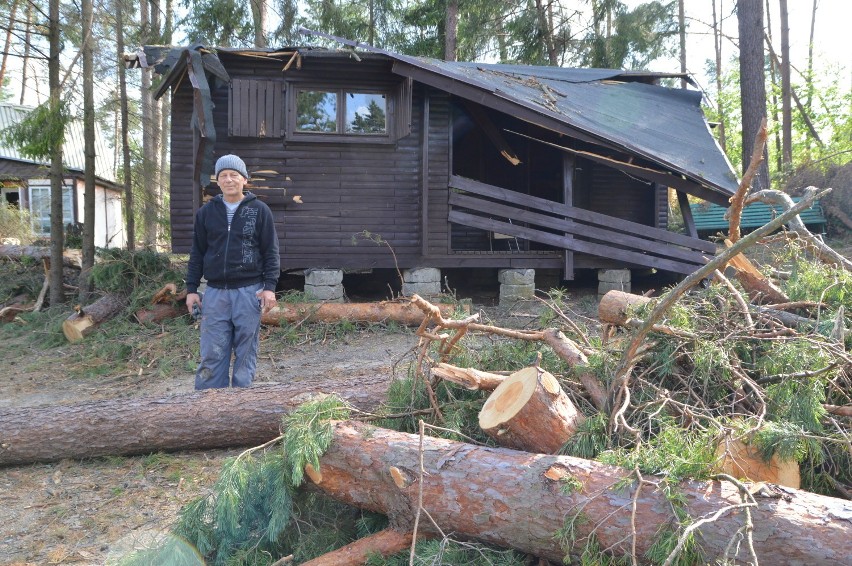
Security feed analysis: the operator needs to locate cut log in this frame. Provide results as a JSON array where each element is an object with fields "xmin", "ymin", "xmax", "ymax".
[
  {"xmin": 824, "ymin": 404, "xmax": 852, "ymax": 418},
  {"xmin": 62, "ymin": 292, "xmax": 127, "ymax": 342},
  {"xmin": 0, "ymin": 376, "xmax": 390, "ymax": 467},
  {"xmin": 431, "ymin": 362, "xmax": 506, "ymax": 391},
  {"xmin": 715, "ymin": 438, "xmax": 800, "ymax": 489},
  {"xmin": 151, "ymin": 282, "xmax": 182, "ymax": 304},
  {"xmin": 0, "ymin": 303, "xmax": 33, "ymax": 323},
  {"xmin": 601, "ymin": 290, "xmax": 814, "ymax": 332},
  {"xmin": 723, "ymin": 239, "xmax": 790, "ymax": 304},
  {"xmin": 299, "ymin": 528, "xmax": 418, "ymax": 566},
  {"xmin": 0, "ymin": 244, "xmax": 83, "ymax": 268},
  {"xmin": 479, "ymin": 366, "xmax": 584, "ymax": 453},
  {"xmin": 262, "ymin": 301, "xmax": 459, "ymax": 327},
  {"xmin": 308, "ymin": 420, "xmax": 852, "ymax": 565},
  {"xmin": 411, "ymin": 295, "xmax": 607, "ymax": 410},
  {"xmin": 134, "ymin": 285, "xmax": 189, "ymax": 324},
  {"xmin": 134, "ymin": 302, "xmax": 189, "ymax": 325},
  {"xmin": 598, "ymin": 290, "xmax": 651, "ymax": 326}
]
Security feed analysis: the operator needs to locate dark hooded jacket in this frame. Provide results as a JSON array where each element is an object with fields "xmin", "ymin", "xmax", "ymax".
[{"xmin": 186, "ymin": 192, "xmax": 280, "ymax": 294}]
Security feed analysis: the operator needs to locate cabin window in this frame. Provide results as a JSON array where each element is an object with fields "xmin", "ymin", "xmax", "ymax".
[
  {"xmin": 28, "ymin": 179, "xmax": 73, "ymax": 235},
  {"xmin": 295, "ymin": 89, "xmax": 387, "ymax": 136}
]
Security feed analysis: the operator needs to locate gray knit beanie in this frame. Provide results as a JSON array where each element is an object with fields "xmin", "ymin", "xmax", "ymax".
[{"xmin": 215, "ymin": 154, "xmax": 249, "ymax": 180}]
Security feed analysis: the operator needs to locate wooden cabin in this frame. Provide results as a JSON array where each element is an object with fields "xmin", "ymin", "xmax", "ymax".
[
  {"xmin": 0, "ymin": 103, "xmax": 126, "ymax": 248},
  {"xmin": 136, "ymin": 44, "xmax": 738, "ymax": 287}
]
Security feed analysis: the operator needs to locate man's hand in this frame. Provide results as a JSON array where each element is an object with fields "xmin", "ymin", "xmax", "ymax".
[
  {"xmin": 257, "ymin": 289, "xmax": 277, "ymax": 313},
  {"xmin": 186, "ymin": 292, "xmax": 202, "ymax": 314}
]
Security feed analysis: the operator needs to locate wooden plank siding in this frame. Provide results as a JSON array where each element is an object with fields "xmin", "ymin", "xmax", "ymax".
[{"xmin": 165, "ymin": 52, "xmax": 712, "ymax": 277}]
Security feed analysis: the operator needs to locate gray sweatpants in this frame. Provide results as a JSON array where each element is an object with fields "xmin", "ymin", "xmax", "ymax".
[{"xmin": 195, "ymin": 283, "xmax": 263, "ymax": 389}]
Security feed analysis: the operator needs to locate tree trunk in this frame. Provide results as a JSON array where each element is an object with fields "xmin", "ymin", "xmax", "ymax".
[
  {"xmin": 132, "ymin": 301, "xmax": 459, "ymax": 327},
  {"xmin": 80, "ymin": 0, "xmax": 96, "ymax": 303},
  {"xmin": 62, "ymin": 293, "xmax": 127, "ymax": 342},
  {"xmin": 114, "ymin": 0, "xmax": 135, "ymax": 250},
  {"xmin": 18, "ymin": 0, "xmax": 31, "ymax": 105},
  {"xmin": 723, "ymin": 239, "xmax": 790, "ymax": 304},
  {"xmin": 431, "ymin": 362, "xmax": 507, "ymax": 391},
  {"xmin": 48, "ymin": 0, "xmax": 64, "ymax": 308},
  {"xmin": 0, "ymin": 245, "xmax": 82, "ymax": 268},
  {"xmin": 0, "ymin": 0, "xmax": 18, "ymax": 88},
  {"xmin": 737, "ymin": 0, "xmax": 770, "ymax": 191},
  {"xmin": 806, "ymin": 0, "xmax": 817, "ymax": 113},
  {"xmin": 479, "ymin": 366, "xmax": 584, "ymax": 453},
  {"xmin": 779, "ymin": 0, "xmax": 792, "ymax": 167},
  {"xmin": 140, "ymin": 0, "xmax": 159, "ymax": 247},
  {"xmin": 262, "ymin": 301, "xmax": 458, "ymax": 327},
  {"xmin": 764, "ymin": 0, "xmax": 783, "ymax": 173},
  {"xmin": 712, "ymin": 0, "xmax": 727, "ymax": 151},
  {"xmin": 307, "ymin": 421, "xmax": 852, "ymax": 565},
  {"xmin": 535, "ymin": 0, "xmax": 558, "ymax": 65},
  {"xmin": 444, "ymin": 0, "xmax": 458, "ymax": 61},
  {"xmin": 0, "ymin": 377, "xmax": 390, "ymax": 467},
  {"xmin": 747, "ymin": 189, "xmax": 852, "ymax": 271},
  {"xmin": 135, "ymin": 302, "xmax": 187, "ymax": 325},
  {"xmin": 678, "ymin": 0, "xmax": 686, "ymax": 89},
  {"xmin": 250, "ymin": 0, "xmax": 268, "ymax": 47}
]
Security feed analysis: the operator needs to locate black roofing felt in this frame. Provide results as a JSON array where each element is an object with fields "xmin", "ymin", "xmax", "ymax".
[{"xmin": 381, "ymin": 57, "xmax": 739, "ymax": 197}]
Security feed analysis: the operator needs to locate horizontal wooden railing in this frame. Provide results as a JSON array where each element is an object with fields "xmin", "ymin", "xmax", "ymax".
[{"xmin": 448, "ymin": 175, "xmax": 715, "ymax": 275}]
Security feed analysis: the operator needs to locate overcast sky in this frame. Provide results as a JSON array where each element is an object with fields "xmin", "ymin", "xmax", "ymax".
[
  {"xmin": 638, "ymin": 0, "xmax": 851, "ymax": 92},
  {"xmin": 5, "ymin": 1, "xmax": 850, "ymax": 108}
]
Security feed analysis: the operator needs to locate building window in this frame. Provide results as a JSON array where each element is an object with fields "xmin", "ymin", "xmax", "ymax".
[
  {"xmin": 28, "ymin": 179, "xmax": 73, "ymax": 235},
  {"xmin": 295, "ymin": 89, "xmax": 387, "ymax": 136}
]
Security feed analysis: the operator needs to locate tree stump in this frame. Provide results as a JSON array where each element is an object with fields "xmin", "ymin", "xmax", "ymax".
[
  {"xmin": 62, "ymin": 293, "xmax": 127, "ymax": 342},
  {"xmin": 478, "ymin": 366, "xmax": 584, "ymax": 454}
]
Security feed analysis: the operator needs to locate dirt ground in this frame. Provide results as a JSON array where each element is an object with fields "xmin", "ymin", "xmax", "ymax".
[
  {"xmin": 1, "ymin": 235, "xmax": 848, "ymax": 566},
  {"xmin": 0, "ymin": 290, "xmax": 582, "ymax": 566},
  {"xmin": 0, "ymin": 321, "xmax": 424, "ymax": 565}
]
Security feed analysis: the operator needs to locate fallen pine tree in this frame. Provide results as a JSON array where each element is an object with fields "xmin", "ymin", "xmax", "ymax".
[
  {"xmin": 262, "ymin": 300, "xmax": 461, "ymax": 327},
  {"xmin": 132, "ymin": 288, "xmax": 462, "ymax": 327},
  {"xmin": 0, "ymin": 375, "xmax": 391, "ymax": 467},
  {"xmin": 303, "ymin": 420, "xmax": 851, "ymax": 565}
]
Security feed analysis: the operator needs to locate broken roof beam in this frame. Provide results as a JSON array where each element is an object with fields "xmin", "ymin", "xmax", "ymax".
[{"xmin": 461, "ymin": 100, "xmax": 521, "ymax": 166}]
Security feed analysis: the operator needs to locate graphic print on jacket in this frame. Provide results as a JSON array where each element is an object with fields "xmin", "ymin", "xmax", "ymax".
[{"xmin": 240, "ymin": 206, "xmax": 259, "ymax": 266}]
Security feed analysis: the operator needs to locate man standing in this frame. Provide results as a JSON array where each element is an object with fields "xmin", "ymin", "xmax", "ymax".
[{"xmin": 185, "ymin": 154, "xmax": 280, "ymax": 389}]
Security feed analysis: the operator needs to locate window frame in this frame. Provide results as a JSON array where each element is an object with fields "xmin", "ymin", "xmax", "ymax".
[
  {"xmin": 286, "ymin": 84, "xmax": 396, "ymax": 144},
  {"xmin": 27, "ymin": 178, "xmax": 74, "ymax": 236}
]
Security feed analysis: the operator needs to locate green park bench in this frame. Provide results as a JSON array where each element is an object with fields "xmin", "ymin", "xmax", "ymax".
[{"xmin": 689, "ymin": 198, "xmax": 826, "ymax": 239}]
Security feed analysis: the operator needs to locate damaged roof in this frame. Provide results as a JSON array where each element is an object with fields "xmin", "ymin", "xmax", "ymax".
[
  {"xmin": 337, "ymin": 52, "xmax": 739, "ymax": 201},
  {"xmin": 135, "ymin": 43, "xmax": 739, "ymax": 202}
]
